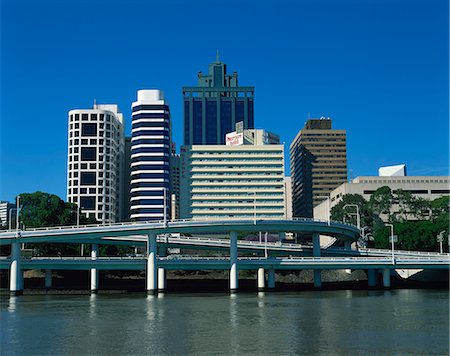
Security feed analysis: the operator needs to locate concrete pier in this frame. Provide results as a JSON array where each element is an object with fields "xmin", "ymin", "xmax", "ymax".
[
  {"xmin": 257, "ymin": 268, "xmax": 265, "ymax": 291},
  {"xmin": 45, "ymin": 269, "xmax": 52, "ymax": 289},
  {"xmin": 382, "ymin": 268, "xmax": 391, "ymax": 288},
  {"xmin": 367, "ymin": 269, "xmax": 377, "ymax": 287},
  {"xmin": 90, "ymin": 244, "xmax": 99, "ymax": 293},
  {"xmin": 313, "ymin": 270, "xmax": 322, "ymax": 288},
  {"xmin": 147, "ymin": 233, "xmax": 157, "ymax": 294},
  {"xmin": 157, "ymin": 246, "xmax": 167, "ymax": 292},
  {"xmin": 10, "ymin": 242, "xmax": 23, "ymax": 296},
  {"xmin": 230, "ymin": 231, "xmax": 238, "ymax": 292},
  {"xmin": 267, "ymin": 269, "xmax": 275, "ymax": 289},
  {"xmin": 158, "ymin": 268, "xmax": 166, "ymax": 292},
  {"xmin": 312, "ymin": 233, "xmax": 322, "ymax": 288}
]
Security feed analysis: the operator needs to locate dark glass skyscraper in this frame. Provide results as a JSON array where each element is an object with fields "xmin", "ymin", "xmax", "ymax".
[{"xmin": 183, "ymin": 56, "xmax": 254, "ymax": 145}]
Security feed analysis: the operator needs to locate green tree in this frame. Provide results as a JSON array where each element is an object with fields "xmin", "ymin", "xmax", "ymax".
[
  {"xmin": 330, "ymin": 194, "xmax": 373, "ymax": 229},
  {"xmin": 18, "ymin": 191, "xmax": 98, "ymax": 256},
  {"xmin": 394, "ymin": 189, "xmax": 415, "ymax": 222},
  {"xmin": 369, "ymin": 186, "xmax": 394, "ymax": 221}
]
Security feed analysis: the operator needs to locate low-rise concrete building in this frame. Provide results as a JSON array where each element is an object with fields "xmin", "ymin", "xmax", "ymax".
[{"xmin": 314, "ymin": 176, "xmax": 450, "ymax": 221}]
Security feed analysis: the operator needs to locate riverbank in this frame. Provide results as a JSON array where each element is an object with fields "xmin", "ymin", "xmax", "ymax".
[{"xmin": 1, "ymin": 269, "xmax": 448, "ymax": 295}]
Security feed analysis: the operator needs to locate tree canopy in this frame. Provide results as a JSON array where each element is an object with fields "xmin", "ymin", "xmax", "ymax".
[
  {"xmin": 331, "ymin": 187, "xmax": 449, "ymax": 252},
  {"xmin": 16, "ymin": 192, "xmax": 97, "ymax": 256}
]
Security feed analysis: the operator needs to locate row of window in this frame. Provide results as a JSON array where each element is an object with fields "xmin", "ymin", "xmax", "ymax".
[
  {"xmin": 70, "ymin": 195, "xmax": 114, "ymax": 206},
  {"xmin": 68, "ymin": 179, "xmax": 119, "ymax": 188},
  {"xmin": 68, "ymin": 163, "xmax": 114, "ymax": 171},
  {"xmin": 191, "ymin": 151, "xmax": 282, "ymax": 155},
  {"xmin": 69, "ymin": 130, "xmax": 119, "ymax": 139},
  {"xmin": 192, "ymin": 207, "xmax": 284, "ymax": 211},
  {"xmin": 70, "ymin": 113, "xmax": 113, "ymax": 122},
  {"xmin": 69, "ymin": 122, "xmax": 120, "ymax": 134},
  {"xmin": 69, "ymin": 139, "xmax": 118, "ymax": 147}
]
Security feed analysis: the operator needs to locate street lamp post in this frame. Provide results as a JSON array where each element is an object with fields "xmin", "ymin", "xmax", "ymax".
[
  {"xmin": 15, "ymin": 195, "xmax": 21, "ymax": 233},
  {"xmin": 9, "ymin": 208, "xmax": 17, "ymax": 230},
  {"xmin": 264, "ymin": 232, "xmax": 268, "ymax": 258},
  {"xmin": 343, "ymin": 204, "xmax": 360, "ymax": 230},
  {"xmin": 437, "ymin": 231, "xmax": 445, "ymax": 254},
  {"xmin": 385, "ymin": 223, "xmax": 397, "ymax": 264},
  {"xmin": 360, "ymin": 226, "xmax": 370, "ymax": 248}
]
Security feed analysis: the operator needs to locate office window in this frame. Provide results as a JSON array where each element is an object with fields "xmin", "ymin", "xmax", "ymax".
[
  {"xmin": 82, "ymin": 123, "xmax": 97, "ymax": 136},
  {"xmin": 81, "ymin": 147, "xmax": 96, "ymax": 161},
  {"xmin": 80, "ymin": 196, "xmax": 96, "ymax": 210},
  {"xmin": 81, "ymin": 172, "xmax": 96, "ymax": 185}
]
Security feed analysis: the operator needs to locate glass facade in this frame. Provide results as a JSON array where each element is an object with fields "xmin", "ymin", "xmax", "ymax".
[{"xmin": 182, "ymin": 59, "xmax": 254, "ymax": 145}]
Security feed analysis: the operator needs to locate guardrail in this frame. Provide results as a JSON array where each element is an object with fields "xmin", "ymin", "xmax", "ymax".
[
  {"xmin": 0, "ymin": 217, "xmax": 358, "ymax": 233},
  {"xmin": 2, "ymin": 255, "xmax": 447, "ymax": 263}
]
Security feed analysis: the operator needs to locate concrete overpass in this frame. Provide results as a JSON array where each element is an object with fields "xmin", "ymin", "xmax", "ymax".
[{"xmin": 1, "ymin": 218, "xmax": 448, "ymax": 295}]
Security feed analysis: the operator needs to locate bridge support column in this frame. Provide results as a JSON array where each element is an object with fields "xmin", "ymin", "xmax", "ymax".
[
  {"xmin": 312, "ymin": 233, "xmax": 322, "ymax": 288},
  {"xmin": 257, "ymin": 268, "xmax": 265, "ymax": 291},
  {"xmin": 312, "ymin": 233, "xmax": 321, "ymax": 257},
  {"xmin": 344, "ymin": 241, "xmax": 351, "ymax": 250},
  {"xmin": 314, "ymin": 270, "xmax": 322, "ymax": 288},
  {"xmin": 158, "ymin": 268, "xmax": 166, "ymax": 292},
  {"xmin": 382, "ymin": 268, "xmax": 391, "ymax": 288},
  {"xmin": 10, "ymin": 242, "xmax": 23, "ymax": 296},
  {"xmin": 157, "ymin": 246, "xmax": 167, "ymax": 292},
  {"xmin": 230, "ymin": 231, "xmax": 238, "ymax": 292},
  {"xmin": 267, "ymin": 269, "xmax": 275, "ymax": 290},
  {"xmin": 90, "ymin": 244, "xmax": 99, "ymax": 293},
  {"xmin": 45, "ymin": 269, "xmax": 52, "ymax": 289},
  {"xmin": 147, "ymin": 233, "xmax": 157, "ymax": 294},
  {"xmin": 367, "ymin": 269, "xmax": 377, "ymax": 287}
]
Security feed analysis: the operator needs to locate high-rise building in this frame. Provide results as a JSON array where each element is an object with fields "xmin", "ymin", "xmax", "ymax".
[
  {"xmin": 182, "ymin": 55, "xmax": 254, "ymax": 145},
  {"xmin": 121, "ymin": 137, "xmax": 132, "ymax": 221},
  {"xmin": 67, "ymin": 104, "xmax": 125, "ymax": 223},
  {"xmin": 130, "ymin": 90, "xmax": 171, "ymax": 221},
  {"xmin": 180, "ymin": 129, "xmax": 286, "ymax": 220},
  {"xmin": 0, "ymin": 201, "xmax": 16, "ymax": 229},
  {"xmin": 170, "ymin": 143, "xmax": 181, "ymax": 221},
  {"xmin": 290, "ymin": 117, "xmax": 347, "ymax": 218}
]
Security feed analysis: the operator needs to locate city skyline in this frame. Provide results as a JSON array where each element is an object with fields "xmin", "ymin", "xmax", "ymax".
[{"xmin": 1, "ymin": 0, "xmax": 448, "ymax": 203}]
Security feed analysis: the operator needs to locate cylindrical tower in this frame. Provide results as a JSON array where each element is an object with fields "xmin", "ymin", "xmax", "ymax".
[{"xmin": 130, "ymin": 90, "xmax": 171, "ymax": 221}]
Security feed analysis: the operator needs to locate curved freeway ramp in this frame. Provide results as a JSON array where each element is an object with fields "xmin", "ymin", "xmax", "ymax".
[{"xmin": 0, "ymin": 218, "xmax": 360, "ymax": 246}]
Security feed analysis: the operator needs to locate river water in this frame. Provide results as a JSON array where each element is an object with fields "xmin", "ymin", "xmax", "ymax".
[{"xmin": 1, "ymin": 289, "xmax": 448, "ymax": 355}]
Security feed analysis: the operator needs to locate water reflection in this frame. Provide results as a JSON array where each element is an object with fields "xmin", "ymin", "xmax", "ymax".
[
  {"xmin": 88, "ymin": 293, "xmax": 97, "ymax": 319},
  {"xmin": 1, "ymin": 290, "xmax": 448, "ymax": 355},
  {"xmin": 8, "ymin": 296, "xmax": 17, "ymax": 312}
]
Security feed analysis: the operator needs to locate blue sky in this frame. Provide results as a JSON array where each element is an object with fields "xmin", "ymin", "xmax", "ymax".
[{"xmin": 1, "ymin": 0, "xmax": 448, "ymax": 202}]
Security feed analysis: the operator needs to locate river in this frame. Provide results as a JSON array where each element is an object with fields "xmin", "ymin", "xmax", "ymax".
[{"xmin": 1, "ymin": 289, "xmax": 448, "ymax": 355}]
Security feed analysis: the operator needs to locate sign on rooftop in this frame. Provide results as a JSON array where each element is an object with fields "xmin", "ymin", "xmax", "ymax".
[
  {"xmin": 235, "ymin": 121, "xmax": 244, "ymax": 133},
  {"xmin": 226, "ymin": 132, "xmax": 244, "ymax": 146}
]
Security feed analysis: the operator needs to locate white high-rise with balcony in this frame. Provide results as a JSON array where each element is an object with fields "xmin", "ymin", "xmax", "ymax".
[{"xmin": 67, "ymin": 104, "xmax": 125, "ymax": 223}]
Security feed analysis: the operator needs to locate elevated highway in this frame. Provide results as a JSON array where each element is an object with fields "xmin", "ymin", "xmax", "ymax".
[{"xmin": 1, "ymin": 218, "xmax": 448, "ymax": 295}]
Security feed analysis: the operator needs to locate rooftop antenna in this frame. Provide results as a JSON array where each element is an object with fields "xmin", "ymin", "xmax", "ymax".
[
  {"xmin": 216, "ymin": 49, "xmax": 220, "ymax": 62},
  {"xmin": 307, "ymin": 112, "xmax": 310, "ymax": 120},
  {"xmin": 94, "ymin": 99, "xmax": 97, "ymax": 109}
]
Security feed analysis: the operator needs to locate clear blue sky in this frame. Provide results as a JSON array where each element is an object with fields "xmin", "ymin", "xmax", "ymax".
[{"xmin": 1, "ymin": 0, "xmax": 448, "ymax": 203}]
